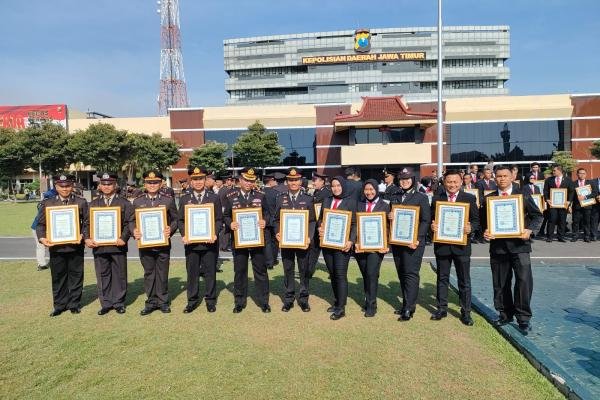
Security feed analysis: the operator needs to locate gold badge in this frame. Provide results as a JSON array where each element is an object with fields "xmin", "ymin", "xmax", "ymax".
[
  {"xmin": 290, "ymin": 169, "xmax": 297, "ymax": 176},
  {"xmin": 248, "ymin": 168, "xmax": 255, "ymax": 176},
  {"xmin": 193, "ymin": 167, "xmax": 200, "ymax": 174},
  {"xmin": 149, "ymin": 172, "xmax": 156, "ymax": 179}
]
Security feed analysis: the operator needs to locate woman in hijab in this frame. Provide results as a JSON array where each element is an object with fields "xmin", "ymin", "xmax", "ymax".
[
  {"xmin": 355, "ymin": 179, "xmax": 390, "ymax": 317},
  {"xmin": 318, "ymin": 176, "xmax": 357, "ymax": 320}
]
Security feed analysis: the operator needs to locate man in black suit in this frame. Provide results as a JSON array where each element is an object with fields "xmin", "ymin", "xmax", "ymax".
[
  {"xmin": 37, "ymin": 174, "xmax": 89, "ymax": 317},
  {"xmin": 344, "ymin": 166, "xmax": 363, "ymax": 202},
  {"xmin": 522, "ymin": 173, "xmax": 542, "ymax": 196},
  {"xmin": 474, "ymin": 167, "xmax": 497, "ymax": 243},
  {"xmin": 382, "ymin": 169, "xmax": 399, "ymax": 201},
  {"xmin": 483, "ymin": 165, "xmax": 543, "ymax": 334},
  {"xmin": 262, "ymin": 173, "xmax": 279, "ymax": 269},
  {"xmin": 571, "ymin": 167, "xmax": 597, "ymax": 242},
  {"xmin": 543, "ymin": 165, "xmax": 573, "ymax": 242},
  {"xmin": 306, "ymin": 172, "xmax": 330, "ymax": 277},
  {"xmin": 84, "ymin": 173, "xmax": 134, "ymax": 315},
  {"xmin": 529, "ymin": 162, "xmax": 542, "ymax": 181},
  {"xmin": 178, "ymin": 166, "xmax": 223, "ymax": 313},
  {"xmin": 430, "ymin": 170, "xmax": 479, "ymax": 326}
]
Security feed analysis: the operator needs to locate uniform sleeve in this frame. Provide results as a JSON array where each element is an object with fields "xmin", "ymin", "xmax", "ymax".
[
  {"xmin": 468, "ymin": 195, "xmax": 480, "ymax": 233},
  {"xmin": 80, "ymin": 200, "xmax": 90, "ymax": 240},
  {"xmin": 348, "ymin": 199, "xmax": 358, "ymax": 243},
  {"xmin": 222, "ymin": 196, "xmax": 233, "ymax": 229},
  {"xmin": 35, "ymin": 201, "xmax": 48, "ymax": 240},
  {"xmin": 307, "ymin": 196, "xmax": 316, "ymax": 239},
  {"xmin": 121, "ymin": 200, "xmax": 134, "ymax": 242},
  {"xmin": 213, "ymin": 197, "xmax": 223, "ymax": 237},
  {"xmin": 167, "ymin": 197, "xmax": 178, "ymax": 236},
  {"xmin": 272, "ymin": 197, "xmax": 282, "ymax": 236},
  {"xmin": 417, "ymin": 196, "xmax": 431, "ymax": 240},
  {"xmin": 177, "ymin": 197, "xmax": 186, "ymax": 237}
]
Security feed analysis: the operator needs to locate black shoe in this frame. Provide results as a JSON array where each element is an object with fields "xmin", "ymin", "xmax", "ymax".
[
  {"xmin": 393, "ymin": 309, "xmax": 403, "ymax": 315},
  {"xmin": 261, "ymin": 304, "xmax": 271, "ymax": 313},
  {"xmin": 70, "ymin": 307, "xmax": 81, "ymax": 314},
  {"xmin": 267, "ymin": 265, "xmax": 274, "ymax": 270},
  {"xmin": 545, "ymin": 238, "xmax": 552, "ymax": 242},
  {"xmin": 327, "ymin": 306, "xmax": 336, "ymax": 313},
  {"xmin": 398, "ymin": 310, "xmax": 413, "ymax": 321},
  {"xmin": 557, "ymin": 238, "xmax": 566, "ymax": 243},
  {"xmin": 281, "ymin": 303, "xmax": 293, "ymax": 312},
  {"xmin": 584, "ymin": 238, "xmax": 591, "ymax": 243},
  {"xmin": 160, "ymin": 305, "xmax": 171, "ymax": 313},
  {"xmin": 364, "ymin": 308, "xmax": 376, "ymax": 318},
  {"xmin": 97, "ymin": 307, "xmax": 111, "ymax": 316},
  {"xmin": 115, "ymin": 306, "xmax": 126, "ymax": 314},
  {"xmin": 232, "ymin": 305, "xmax": 245, "ymax": 313},
  {"xmin": 518, "ymin": 321, "xmax": 531, "ymax": 334},
  {"xmin": 590, "ymin": 237, "xmax": 596, "ymax": 242},
  {"xmin": 330, "ymin": 309, "xmax": 345, "ymax": 320},
  {"xmin": 299, "ymin": 302, "xmax": 311, "ymax": 312},
  {"xmin": 183, "ymin": 304, "xmax": 198, "ymax": 314},
  {"xmin": 49, "ymin": 308, "xmax": 64, "ymax": 317},
  {"xmin": 216, "ymin": 267, "xmax": 223, "ymax": 273},
  {"xmin": 37, "ymin": 264, "xmax": 49, "ymax": 271},
  {"xmin": 492, "ymin": 315, "xmax": 513, "ymax": 326},
  {"xmin": 140, "ymin": 306, "xmax": 157, "ymax": 316},
  {"xmin": 430, "ymin": 310, "xmax": 447, "ymax": 321},
  {"xmin": 207, "ymin": 304, "xmax": 216, "ymax": 313},
  {"xmin": 460, "ymin": 313, "xmax": 474, "ymax": 326},
  {"xmin": 571, "ymin": 237, "xmax": 578, "ymax": 242}
]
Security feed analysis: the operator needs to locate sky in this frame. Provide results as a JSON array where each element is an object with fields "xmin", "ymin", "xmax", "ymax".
[{"xmin": 1, "ymin": 0, "xmax": 599, "ymax": 117}]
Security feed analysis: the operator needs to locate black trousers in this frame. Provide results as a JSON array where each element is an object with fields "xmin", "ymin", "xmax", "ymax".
[
  {"xmin": 50, "ymin": 250, "xmax": 84, "ymax": 310},
  {"xmin": 139, "ymin": 249, "xmax": 170, "ymax": 307},
  {"xmin": 572, "ymin": 207, "xmax": 592, "ymax": 239},
  {"xmin": 548, "ymin": 208, "xmax": 567, "ymax": 239},
  {"xmin": 591, "ymin": 205, "xmax": 600, "ymax": 239},
  {"xmin": 94, "ymin": 253, "xmax": 127, "ymax": 309},
  {"xmin": 355, "ymin": 252, "xmax": 384, "ymax": 310},
  {"xmin": 232, "ymin": 247, "xmax": 269, "ymax": 307},
  {"xmin": 391, "ymin": 245, "xmax": 425, "ymax": 313},
  {"xmin": 490, "ymin": 252, "xmax": 533, "ymax": 323},
  {"xmin": 185, "ymin": 248, "xmax": 218, "ymax": 307},
  {"xmin": 263, "ymin": 227, "xmax": 277, "ymax": 267},
  {"xmin": 281, "ymin": 248, "xmax": 310, "ymax": 305},
  {"xmin": 435, "ymin": 254, "xmax": 471, "ymax": 313},
  {"xmin": 218, "ymin": 225, "xmax": 231, "ymax": 251},
  {"xmin": 306, "ymin": 231, "xmax": 321, "ymax": 278},
  {"xmin": 322, "ymin": 249, "xmax": 350, "ymax": 309},
  {"xmin": 538, "ymin": 209, "xmax": 550, "ymax": 236}
]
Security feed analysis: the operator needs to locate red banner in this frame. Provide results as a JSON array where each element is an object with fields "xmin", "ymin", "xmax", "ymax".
[{"xmin": 0, "ymin": 104, "xmax": 68, "ymax": 130}]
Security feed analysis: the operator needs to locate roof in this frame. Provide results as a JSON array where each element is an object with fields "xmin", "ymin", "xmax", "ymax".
[{"xmin": 334, "ymin": 96, "xmax": 437, "ymax": 127}]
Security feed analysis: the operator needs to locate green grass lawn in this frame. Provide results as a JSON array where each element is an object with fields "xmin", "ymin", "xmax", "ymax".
[
  {"xmin": 0, "ymin": 260, "xmax": 562, "ymax": 400},
  {"xmin": 0, "ymin": 202, "xmax": 37, "ymax": 236}
]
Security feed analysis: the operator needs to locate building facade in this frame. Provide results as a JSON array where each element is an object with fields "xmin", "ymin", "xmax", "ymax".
[{"xmin": 224, "ymin": 26, "xmax": 510, "ymax": 105}]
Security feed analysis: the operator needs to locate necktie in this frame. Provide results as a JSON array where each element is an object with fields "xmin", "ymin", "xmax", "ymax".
[
  {"xmin": 104, "ymin": 196, "xmax": 110, "ymax": 206},
  {"xmin": 530, "ymin": 184, "xmax": 534, "ymax": 193},
  {"xmin": 367, "ymin": 201, "xmax": 374, "ymax": 212},
  {"xmin": 555, "ymin": 177, "xmax": 560, "ymax": 187},
  {"xmin": 448, "ymin": 193, "xmax": 456, "ymax": 202},
  {"xmin": 332, "ymin": 199, "xmax": 340, "ymax": 209},
  {"xmin": 579, "ymin": 180, "xmax": 584, "ymax": 187},
  {"xmin": 62, "ymin": 199, "xmax": 68, "ymax": 205},
  {"xmin": 502, "ymin": 192, "xmax": 508, "ymax": 196}
]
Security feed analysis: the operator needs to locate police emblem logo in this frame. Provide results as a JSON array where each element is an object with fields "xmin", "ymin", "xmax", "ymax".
[
  {"xmin": 248, "ymin": 168, "xmax": 255, "ymax": 176},
  {"xmin": 354, "ymin": 29, "xmax": 371, "ymax": 53},
  {"xmin": 149, "ymin": 172, "xmax": 156, "ymax": 179},
  {"xmin": 59, "ymin": 175, "xmax": 67, "ymax": 181},
  {"xmin": 290, "ymin": 169, "xmax": 297, "ymax": 176},
  {"xmin": 102, "ymin": 173, "xmax": 110, "ymax": 179},
  {"xmin": 402, "ymin": 168, "xmax": 408, "ymax": 174},
  {"xmin": 194, "ymin": 167, "xmax": 200, "ymax": 174}
]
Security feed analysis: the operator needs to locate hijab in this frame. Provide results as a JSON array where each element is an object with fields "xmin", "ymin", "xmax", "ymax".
[
  {"xmin": 362, "ymin": 179, "xmax": 380, "ymax": 202},
  {"xmin": 330, "ymin": 175, "xmax": 348, "ymax": 200}
]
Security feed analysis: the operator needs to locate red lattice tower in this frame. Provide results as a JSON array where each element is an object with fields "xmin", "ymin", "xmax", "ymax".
[{"xmin": 157, "ymin": 0, "xmax": 189, "ymax": 115}]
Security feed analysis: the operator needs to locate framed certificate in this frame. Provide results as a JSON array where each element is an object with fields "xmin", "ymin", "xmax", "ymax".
[
  {"xmin": 232, "ymin": 207, "xmax": 264, "ymax": 248},
  {"xmin": 185, "ymin": 204, "xmax": 215, "ymax": 243},
  {"xmin": 313, "ymin": 203, "xmax": 322, "ymax": 220},
  {"xmin": 486, "ymin": 195, "xmax": 525, "ymax": 238},
  {"xmin": 433, "ymin": 201, "xmax": 469, "ymax": 245},
  {"xmin": 575, "ymin": 185, "xmax": 596, "ymax": 207},
  {"xmin": 530, "ymin": 194, "xmax": 545, "ymax": 212},
  {"xmin": 464, "ymin": 188, "xmax": 480, "ymax": 207},
  {"xmin": 46, "ymin": 205, "xmax": 81, "ymax": 245},
  {"xmin": 533, "ymin": 180, "xmax": 545, "ymax": 194},
  {"xmin": 320, "ymin": 209, "xmax": 352, "ymax": 250},
  {"xmin": 356, "ymin": 212, "xmax": 387, "ymax": 251},
  {"xmin": 279, "ymin": 209, "xmax": 309, "ymax": 249},
  {"xmin": 550, "ymin": 188, "xmax": 568, "ymax": 208},
  {"xmin": 389, "ymin": 205, "xmax": 419, "ymax": 246},
  {"xmin": 90, "ymin": 206, "xmax": 121, "ymax": 246},
  {"xmin": 135, "ymin": 207, "xmax": 169, "ymax": 248},
  {"xmin": 484, "ymin": 190, "xmax": 495, "ymax": 197}
]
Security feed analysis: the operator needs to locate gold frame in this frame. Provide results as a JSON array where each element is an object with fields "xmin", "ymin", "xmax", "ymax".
[
  {"xmin": 486, "ymin": 194, "xmax": 525, "ymax": 239},
  {"xmin": 320, "ymin": 208, "xmax": 352, "ymax": 250},
  {"xmin": 184, "ymin": 203, "xmax": 216, "ymax": 244},
  {"xmin": 550, "ymin": 188, "xmax": 569, "ymax": 208},
  {"xmin": 89, "ymin": 206, "xmax": 121, "ymax": 246},
  {"xmin": 433, "ymin": 201, "xmax": 469, "ymax": 245},
  {"xmin": 356, "ymin": 211, "xmax": 388, "ymax": 252},
  {"xmin": 575, "ymin": 185, "xmax": 596, "ymax": 207},
  {"xmin": 279, "ymin": 209, "xmax": 310, "ymax": 249},
  {"xmin": 232, "ymin": 207, "xmax": 265, "ymax": 248},
  {"xmin": 483, "ymin": 190, "xmax": 495, "ymax": 197},
  {"xmin": 45, "ymin": 205, "xmax": 81, "ymax": 245},
  {"xmin": 463, "ymin": 188, "xmax": 480, "ymax": 207},
  {"xmin": 135, "ymin": 207, "xmax": 169, "ymax": 248},
  {"xmin": 530, "ymin": 194, "xmax": 545, "ymax": 212},
  {"xmin": 389, "ymin": 205, "xmax": 420, "ymax": 246},
  {"xmin": 313, "ymin": 203, "xmax": 322, "ymax": 220}
]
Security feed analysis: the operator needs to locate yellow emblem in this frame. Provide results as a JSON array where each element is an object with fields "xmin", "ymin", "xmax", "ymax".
[
  {"xmin": 149, "ymin": 172, "xmax": 156, "ymax": 178},
  {"xmin": 248, "ymin": 168, "xmax": 255, "ymax": 175},
  {"xmin": 194, "ymin": 167, "xmax": 200, "ymax": 174},
  {"xmin": 290, "ymin": 169, "xmax": 297, "ymax": 176}
]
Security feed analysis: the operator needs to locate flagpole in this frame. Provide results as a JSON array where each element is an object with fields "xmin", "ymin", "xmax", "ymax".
[{"xmin": 436, "ymin": 0, "xmax": 444, "ymax": 178}]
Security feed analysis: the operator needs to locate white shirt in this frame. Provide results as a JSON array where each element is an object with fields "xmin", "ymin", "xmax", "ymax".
[
  {"xmin": 498, "ymin": 186, "xmax": 513, "ymax": 196},
  {"xmin": 365, "ymin": 197, "xmax": 379, "ymax": 211}
]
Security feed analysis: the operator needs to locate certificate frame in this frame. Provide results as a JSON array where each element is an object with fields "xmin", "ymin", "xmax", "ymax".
[
  {"xmin": 135, "ymin": 207, "xmax": 169, "ymax": 248},
  {"xmin": 232, "ymin": 207, "xmax": 265, "ymax": 248},
  {"xmin": 464, "ymin": 188, "xmax": 480, "ymax": 207},
  {"xmin": 90, "ymin": 206, "xmax": 121, "ymax": 246},
  {"xmin": 550, "ymin": 188, "xmax": 568, "ymax": 208},
  {"xmin": 356, "ymin": 212, "xmax": 387, "ymax": 251},
  {"xmin": 184, "ymin": 203, "xmax": 215, "ymax": 243},
  {"xmin": 313, "ymin": 203, "xmax": 323, "ymax": 220},
  {"xmin": 575, "ymin": 185, "xmax": 596, "ymax": 207},
  {"xmin": 533, "ymin": 180, "xmax": 545, "ymax": 194},
  {"xmin": 433, "ymin": 201, "xmax": 469, "ymax": 245},
  {"xmin": 389, "ymin": 205, "xmax": 419, "ymax": 247},
  {"xmin": 530, "ymin": 194, "xmax": 545, "ymax": 212},
  {"xmin": 279, "ymin": 209, "xmax": 309, "ymax": 249},
  {"xmin": 486, "ymin": 195, "xmax": 525, "ymax": 239},
  {"xmin": 320, "ymin": 208, "xmax": 352, "ymax": 250},
  {"xmin": 45, "ymin": 205, "xmax": 81, "ymax": 245}
]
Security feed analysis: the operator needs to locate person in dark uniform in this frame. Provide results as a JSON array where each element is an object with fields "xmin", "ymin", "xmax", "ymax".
[
  {"xmin": 430, "ymin": 170, "xmax": 479, "ymax": 325},
  {"xmin": 179, "ymin": 178, "xmax": 192, "ymax": 196},
  {"xmin": 382, "ymin": 169, "xmax": 398, "ymax": 201},
  {"xmin": 178, "ymin": 166, "xmax": 222, "ymax": 313},
  {"xmin": 37, "ymin": 174, "xmax": 89, "ymax": 316},
  {"xmin": 218, "ymin": 174, "xmax": 234, "ymax": 252},
  {"xmin": 543, "ymin": 165, "xmax": 573, "ymax": 242},
  {"xmin": 84, "ymin": 173, "xmax": 134, "ymax": 315},
  {"xmin": 355, "ymin": 179, "xmax": 390, "ymax": 317},
  {"xmin": 159, "ymin": 181, "xmax": 176, "ymax": 198},
  {"xmin": 522, "ymin": 173, "xmax": 542, "ymax": 196},
  {"xmin": 132, "ymin": 170, "xmax": 179, "ymax": 315},
  {"xmin": 344, "ymin": 166, "xmax": 363, "ymax": 202},
  {"xmin": 262, "ymin": 173, "xmax": 279, "ymax": 270},
  {"xmin": 306, "ymin": 172, "xmax": 330, "ymax": 278},
  {"xmin": 388, "ymin": 167, "xmax": 431, "ymax": 322},
  {"xmin": 571, "ymin": 167, "xmax": 597, "ymax": 242},
  {"xmin": 222, "ymin": 167, "xmax": 271, "ymax": 313},
  {"xmin": 483, "ymin": 165, "xmax": 542, "ymax": 334},
  {"xmin": 475, "ymin": 167, "xmax": 497, "ymax": 243},
  {"xmin": 273, "ymin": 168, "xmax": 316, "ymax": 312},
  {"xmin": 318, "ymin": 176, "xmax": 357, "ymax": 320}
]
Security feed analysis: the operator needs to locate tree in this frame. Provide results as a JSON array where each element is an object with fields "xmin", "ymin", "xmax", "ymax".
[
  {"xmin": 0, "ymin": 128, "xmax": 30, "ymax": 194},
  {"xmin": 67, "ymin": 123, "xmax": 130, "ymax": 174},
  {"xmin": 124, "ymin": 133, "xmax": 181, "ymax": 182},
  {"xmin": 550, "ymin": 150, "xmax": 577, "ymax": 174},
  {"xmin": 187, "ymin": 141, "xmax": 228, "ymax": 173},
  {"xmin": 232, "ymin": 121, "xmax": 284, "ymax": 167}
]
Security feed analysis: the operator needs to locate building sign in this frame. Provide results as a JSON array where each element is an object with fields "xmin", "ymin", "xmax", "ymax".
[
  {"xmin": 301, "ymin": 52, "xmax": 426, "ymax": 65},
  {"xmin": 354, "ymin": 29, "xmax": 371, "ymax": 53},
  {"xmin": 0, "ymin": 104, "xmax": 68, "ymax": 130}
]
